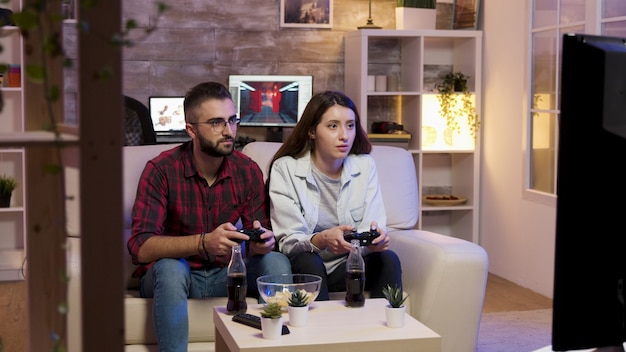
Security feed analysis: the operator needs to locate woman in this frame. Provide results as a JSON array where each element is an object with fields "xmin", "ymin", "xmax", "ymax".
[{"xmin": 267, "ymin": 90, "xmax": 402, "ymax": 300}]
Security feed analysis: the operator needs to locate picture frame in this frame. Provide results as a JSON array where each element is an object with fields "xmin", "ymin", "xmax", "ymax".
[
  {"xmin": 280, "ymin": 0, "xmax": 333, "ymax": 29},
  {"xmin": 452, "ymin": 0, "xmax": 480, "ymax": 29}
]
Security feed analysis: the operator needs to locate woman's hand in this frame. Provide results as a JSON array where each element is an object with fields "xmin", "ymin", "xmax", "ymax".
[
  {"xmin": 311, "ymin": 225, "xmax": 354, "ymax": 254},
  {"xmin": 367, "ymin": 222, "xmax": 389, "ymax": 252}
]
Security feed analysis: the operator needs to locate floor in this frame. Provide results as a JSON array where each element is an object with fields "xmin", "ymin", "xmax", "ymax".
[
  {"xmin": 0, "ymin": 280, "xmax": 27, "ymax": 352},
  {"xmin": 482, "ymin": 273, "xmax": 552, "ymax": 313},
  {"xmin": 0, "ymin": 273, "xmax": 552, "ymax": 351}
]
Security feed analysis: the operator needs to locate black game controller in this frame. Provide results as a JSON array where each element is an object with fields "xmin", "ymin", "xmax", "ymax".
[
  {"xmin": 239, "ymin": 228, "xmax": 266, "ymax": 242},
  {"xmin": 343, "ymin": 229, "xmax": 380, "ymax": 246}
]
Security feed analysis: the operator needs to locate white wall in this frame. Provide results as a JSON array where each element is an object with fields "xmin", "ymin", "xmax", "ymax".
[{"xmin": 480, "ymin": 0, "xmax": 557, "ymax": 298}]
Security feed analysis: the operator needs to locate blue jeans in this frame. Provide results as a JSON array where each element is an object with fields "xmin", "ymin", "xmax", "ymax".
[{"xmin": 140, "ymin": 252, "xmax": 291, "ymax": 352}]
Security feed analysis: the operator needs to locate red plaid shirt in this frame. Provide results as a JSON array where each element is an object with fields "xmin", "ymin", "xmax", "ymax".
[{"xmin": 127, "ymin": 142, "xmax": 268, "ymax": 277}]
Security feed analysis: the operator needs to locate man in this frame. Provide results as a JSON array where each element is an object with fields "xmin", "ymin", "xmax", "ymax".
[{"xmin": 127, "ymin": 82, "xmax": 291, "ymax": 352}]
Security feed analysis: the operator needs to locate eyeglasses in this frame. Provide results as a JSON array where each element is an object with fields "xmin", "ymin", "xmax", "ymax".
[{"xmin": 189, "ymin": 115, "xmax": 240, "ymax": 133}]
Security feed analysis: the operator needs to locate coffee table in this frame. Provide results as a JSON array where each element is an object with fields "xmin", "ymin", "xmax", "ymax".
[{"xmin": 213, "ymin": 298, "xmax": 441, "ymax": 352}]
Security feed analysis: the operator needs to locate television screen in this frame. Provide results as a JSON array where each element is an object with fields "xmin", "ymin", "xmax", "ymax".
[
  {"xmin": 228, "ymin": 75, "xmax": 313, "ymax": 127},
  {"xmin": 553, "ymin": 33, "xmax": 626, "ymax": 350}
]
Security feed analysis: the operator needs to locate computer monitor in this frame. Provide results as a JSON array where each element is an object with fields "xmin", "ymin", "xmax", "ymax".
[
  {"xmin": 553, "ymin": 33, "xmax": 626, "ymax": 350},
  {"xmin": 228, "ymin": 74, "xmax": 313, "ymax": 128},
  {"xmin": 148, "ymin": 96, "xmax": 190, "ymax": 143}
]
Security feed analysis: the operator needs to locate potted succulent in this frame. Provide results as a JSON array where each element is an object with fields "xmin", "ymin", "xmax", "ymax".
[
  {"xmin": 382, "ymin": 284, "xmax": 408, "ymax": 328},
  {"xmin": 395, "ymin": 0, "xmax": 437, "ymax": 30},
  {"xmin": 287, "ymin": 289, "xmax": 312, "ymax": 327},
  {"xmin": 436, "ymin": 71, "xmax": 480, "ymax": 139},
  {"xmin": 0, "ymin": 174, "xmax": 16, "ymax": 208},
  {"xmin": 260, "ymin": 302, "xmax": 284, "ymax": 339}
]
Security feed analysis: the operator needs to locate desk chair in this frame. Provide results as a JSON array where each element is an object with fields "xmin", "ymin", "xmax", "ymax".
[{"xmin": 124, "ymin": 96, "xmax": 157, "ymax": 145}]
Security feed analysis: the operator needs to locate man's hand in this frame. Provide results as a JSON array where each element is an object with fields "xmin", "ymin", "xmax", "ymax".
[
  {"xmin": 247, "ymin": 220, "xmax": 276, "ymax": 255},
  {"xmin": 204, "ymin": 222, "xmax": 247, "ymax": 256}
]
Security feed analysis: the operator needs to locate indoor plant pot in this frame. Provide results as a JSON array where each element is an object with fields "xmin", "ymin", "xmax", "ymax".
[
  {"xmin": 287, "ymin": 289, "xmax": 312, "ymax": 327},
  {"xmin": 260, "ymin": 302, "xmax": 284, "ymax": 339},
  {"xmin": 0, "ymin": 174, "xmax": 16, "ymax": 208},
  {"xmin": 395, "ymin": 0, "xmax": 437, "ymax": 30},
  {"xmin": 382, "ymin": 284, "xmax": 408, "ymax": 328}
]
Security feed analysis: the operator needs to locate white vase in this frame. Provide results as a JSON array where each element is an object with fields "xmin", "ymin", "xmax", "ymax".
[
  {"xmin": 287, "ymin": 305, "xmax": 309, "ymax": 327},
  {"xmin": 261, "ymin": 316, "xmax": 283, "ymax": 339},
  {"xmin": 385, "ymin": 305, "xmax": 406, "ymax": 328},
  {"xmin": 395, "ymin": 7, "xmax": 436, "ymax": 30}
]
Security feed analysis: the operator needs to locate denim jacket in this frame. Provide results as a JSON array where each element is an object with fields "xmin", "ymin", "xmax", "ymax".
[{"xmin": 269, "ymin": 151, "xmax": 387, "ymax": 273}]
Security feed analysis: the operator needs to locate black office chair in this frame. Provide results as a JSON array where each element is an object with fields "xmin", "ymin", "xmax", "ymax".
[{"xmin": 124, "ymin": 95, "xmax": 157, "ymax": 145}]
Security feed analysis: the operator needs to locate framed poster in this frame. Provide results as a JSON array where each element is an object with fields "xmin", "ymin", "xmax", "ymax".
[
  {"xmin": 280, "ymin": 0, "xmax": 333, "ymax": 29},
  {"xmin": 452, "ymin": 0, "xmax": 480, "ymax": 29}
]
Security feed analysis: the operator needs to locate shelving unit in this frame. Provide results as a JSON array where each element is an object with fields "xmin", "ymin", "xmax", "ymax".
[
  {"xmin": 0, "ymin": 1, "xmax": 26, "ymax": 281},
  {"xmin": 344, "ymin": 29, "xmax": 482, "ymax": 243},
  {"xmin": 2, "ymin": 1, "xmax": 125, "ymax": 350}
]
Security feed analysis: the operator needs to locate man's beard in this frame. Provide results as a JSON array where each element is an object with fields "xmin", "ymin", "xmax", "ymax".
[{"xmin": 198, "ymin": 135, "xmax": 234, "ymax": 157}]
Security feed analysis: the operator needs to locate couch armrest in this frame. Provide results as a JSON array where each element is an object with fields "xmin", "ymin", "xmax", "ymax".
[{"xmin": 389, "ymin": 229, "xmax": 488, "ymax": 352}]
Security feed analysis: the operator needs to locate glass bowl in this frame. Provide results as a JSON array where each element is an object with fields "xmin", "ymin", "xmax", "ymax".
[{"xmin": 256, "ymin": 274, "xmax": 322, "ymax": 308}]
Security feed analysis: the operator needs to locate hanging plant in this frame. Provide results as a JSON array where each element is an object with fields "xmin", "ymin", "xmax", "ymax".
[{"xmin": 436, "ymin": 71, "xmax": 480, "ymax": 138}]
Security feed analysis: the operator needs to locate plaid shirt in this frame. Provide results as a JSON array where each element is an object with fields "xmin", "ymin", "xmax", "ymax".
[{"xmin": 127, "ymin": 142, "xmax": 268, "ymax": 278}]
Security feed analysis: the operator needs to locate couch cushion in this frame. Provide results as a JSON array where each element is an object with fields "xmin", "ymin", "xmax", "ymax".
[
  {"xmin": 125, "ymin": 295, "xmax": 258, "ymax": 345},
  {"xmin": 123, "ymin": 144, "xmax": 181, "ymax": 230},
  {"xmin": 370, "ymin": 145, "xmax": 419, "ymax": 229}
]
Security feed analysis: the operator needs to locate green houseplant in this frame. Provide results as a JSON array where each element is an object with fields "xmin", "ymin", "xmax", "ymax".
[
  {"xmin": 382, "ymin": 284, "xmax": 408, "ymax": 308},
  {"xmin": 287, "ymin": 289, "xmax": 312, "ymax": 308},
  {"xmin": 395, "ymin": 0, "xmax": 437, "ymax": 30},
  {"xmin": 436, "ymin": 71, "xmax": 480, "ymax": 138},
  {"xmin": 260, "ymin": 302, "xmax": 284, "ymax": 339},
  {"xmin": 396, "ymin": 0, "xmax": 437, "ymax": 9},
  {"xmin": 261, "ymin": 302, "xmax": 283, "ymax": 319},
  {"xmin": 287, "ymin": 289, "xmax": 312, "ymax": 327},
  {"xmin": 382, "ymin": 284, "xmax": 408, "ymax": 328},
  {"xmin": 0, "ymin": 174, "xmax": 16, "ymax": 208}
]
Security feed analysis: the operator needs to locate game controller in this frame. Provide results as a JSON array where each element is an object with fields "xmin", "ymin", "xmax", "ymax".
[
  {"xmin": 343, "ymin": 229, "xmax": 380, "ymax": 246},
  {"xmin": 239, "ymin": 228, "xmax": 266, "ymax": 242}
]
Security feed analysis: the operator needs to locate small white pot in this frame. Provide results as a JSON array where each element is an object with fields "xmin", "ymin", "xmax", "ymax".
[
  {"xmin": 261, "ymin": 316, "xmax": 283, "ymax": 339},
  {"xmin": 385, "ymin": 305, "xmax": 406, "ymax": 328},
  {"xmin": 395, "ymin": 7, "xmax": 436, "ymax": 30},
  {"xmin": 287, "ymin": 305, "xmax": 309, "ymax": 327}
]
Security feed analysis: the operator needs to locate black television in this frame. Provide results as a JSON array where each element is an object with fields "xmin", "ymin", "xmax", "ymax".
[
  {"xmin": 553, "ymin": 33, "xmax": 626, "ymax": 351},
  {"xmin": 228, "ymin": 75, "xmax": 313, "ymax": 141}
]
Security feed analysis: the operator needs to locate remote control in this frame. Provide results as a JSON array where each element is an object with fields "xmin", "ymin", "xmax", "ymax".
[{"xmin": 232, "ymin": 313, "xmax": 290, "ymax": 335}]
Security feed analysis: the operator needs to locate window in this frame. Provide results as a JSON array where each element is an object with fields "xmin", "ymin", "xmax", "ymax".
[{"xmin": 528, "ymin": 0, "xmax": 626, "ymax": 195}]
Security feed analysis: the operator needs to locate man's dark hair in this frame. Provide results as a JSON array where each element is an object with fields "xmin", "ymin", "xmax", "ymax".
[{"xmin": 183, "ymin": 82, "xmax": 233, "ymax": 123}]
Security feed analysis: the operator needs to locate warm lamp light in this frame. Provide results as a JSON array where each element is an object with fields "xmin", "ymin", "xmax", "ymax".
[
  {"xmin": 421, "ymin": 94, "xmax": 475, "ymax": 150},
  {"xmin": 358, "ymin": 0, "xmax": 382, "ymax": 29}
]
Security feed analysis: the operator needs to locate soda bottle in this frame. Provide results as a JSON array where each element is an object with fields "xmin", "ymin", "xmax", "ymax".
[
  {"xmin": 226, "ymin": 244, "xmax": 247, "ymax": 314},
  {"xmin": 345, "ymin": 239, "xmax": 365, "ymax": 307}
]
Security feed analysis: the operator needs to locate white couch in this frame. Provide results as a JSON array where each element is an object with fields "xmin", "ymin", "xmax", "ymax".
[{"xmin": 67, "ymin": 141, "xmax": 488, "ymax": 352}]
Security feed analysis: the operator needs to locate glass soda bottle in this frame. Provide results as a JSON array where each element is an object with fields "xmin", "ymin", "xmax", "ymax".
[
  {"xmin": 345, "ymin": 239, "xmax": 365, "ymax": 307},
  {"xmin": 226, "ymin": 244, "xmax": 247, "ymax": 314}
]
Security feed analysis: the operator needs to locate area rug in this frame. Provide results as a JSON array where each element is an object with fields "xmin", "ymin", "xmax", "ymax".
[{"xmin": 476, "ymin": 309, "xmax": 552, "ymax": 352}]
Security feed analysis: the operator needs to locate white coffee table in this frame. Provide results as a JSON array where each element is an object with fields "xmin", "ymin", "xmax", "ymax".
[{"xmin": 213, "ymin": 298, "xmax": 441, "ymax": 352}]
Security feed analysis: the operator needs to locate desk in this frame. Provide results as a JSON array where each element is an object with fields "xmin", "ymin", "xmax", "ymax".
[{"xmin": 213, "ymin": 298, "xmax": 441, "ymax": 352}]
